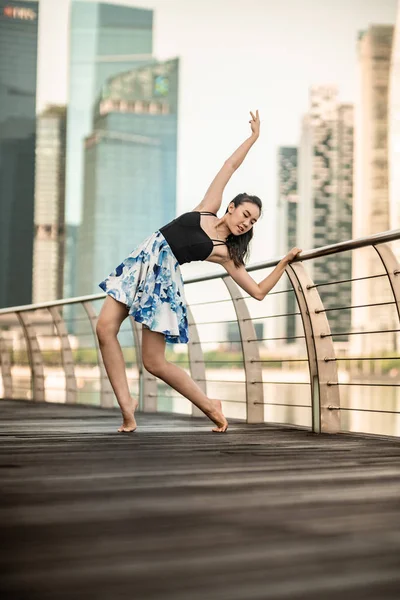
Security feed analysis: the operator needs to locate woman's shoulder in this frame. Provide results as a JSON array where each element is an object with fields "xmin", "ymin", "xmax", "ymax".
[{"xmin": 176, "ymin": 211, "xmax": 201, "ymax": 224}]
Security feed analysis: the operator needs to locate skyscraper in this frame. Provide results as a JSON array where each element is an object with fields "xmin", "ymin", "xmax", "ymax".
[
  {"xmin": 276, "ymin": 147, "xmax": 298, "ymax": 343},
  {"xmin": 0, "ymin": 0, "xmax": 39, "ymax": 308},
  {"xmin": 297, "ymin": 86, "xmax": 354, "ymax": 342},
  {"xmin": 64, "ymin": 0, "xmax": 154, "ymax": 298},
  {"xmin": 76, "ymin": 58, "xmax": 179, "ymax": 296},
  {"xmin": 352, "ymin": 26, "xmax": 395, "ymax": 354},
  {"xmin": 33, "ymin": 106, "xmax": 67, "ymax": 304},
  {"xmin": 389, "ymin": 8, "xmax": 400, "ymax": 231}
]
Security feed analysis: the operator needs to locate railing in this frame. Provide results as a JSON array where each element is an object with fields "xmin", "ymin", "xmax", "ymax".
[{"xmin": 1, "ymin": 229, "xmax": 399, "ymax": 437}]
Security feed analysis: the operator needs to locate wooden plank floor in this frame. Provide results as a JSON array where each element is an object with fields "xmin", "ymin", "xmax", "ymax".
[{"xmin": 1, "ymin": 399, "xmax": 400, "ymax": 600}]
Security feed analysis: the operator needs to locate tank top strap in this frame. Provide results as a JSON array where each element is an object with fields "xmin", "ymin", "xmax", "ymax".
[
  {"xmin": 210, "ymin": 239, "xmax": 228, "ymax": 246},
  {"xmin": 199, "ymin": 211, "xmax": 217, "ymax": 217}
]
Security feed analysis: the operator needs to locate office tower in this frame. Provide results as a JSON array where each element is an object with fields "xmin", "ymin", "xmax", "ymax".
[
  {"xmin": 0, "ymin": 0, "xmax": 39, "ymax": 308},
  {"xmin": 33, "ymin": 106, "xmax": 67, "ymax": 304},
  {"xmin": 297, "ymin": 86, "xmax": 354, "ymax": 342},
  {"xmin": 64, "ymin": 1, "xmax": 154, "ymax": 299},
  {"xmin": 75, "ymin": 58, "xmax": 179, "ymax": 296},
  {"xmin": 276, "ymin": 147, "xmax": 298, "ymax": 343},
  {"xmin": 389, "ymin": 7, "xmax": 400, "ymax": 231},
  {"xmin": 352, "ymin": 26, "xmax": 395, "ymax": 354}
]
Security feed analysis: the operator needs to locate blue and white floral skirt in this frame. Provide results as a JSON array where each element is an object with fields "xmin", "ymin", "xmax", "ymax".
[{"xmin": 99, "ymin": 231, "xmax": 189, "ymax": 344}]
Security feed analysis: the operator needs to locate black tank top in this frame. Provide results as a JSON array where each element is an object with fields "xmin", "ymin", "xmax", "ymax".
[{"xmin": 159, "ymin": 211, "xmax": 227, "ymax": 265}]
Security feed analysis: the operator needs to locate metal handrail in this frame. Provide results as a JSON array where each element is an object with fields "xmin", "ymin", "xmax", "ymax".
[{"xmin": 1, "ymin": 228, "xmax": 399, "ymax": 315}]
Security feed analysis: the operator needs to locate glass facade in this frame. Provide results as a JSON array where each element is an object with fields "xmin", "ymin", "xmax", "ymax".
[
  {"xmin": 64, "ymin": 0, "xmax": 154, "ymax": 299},
  {"xmin": 33, "ymin": 106, "xmax": 67, "ymax": 304},
  {"xmin": 298, "ymin": 86, "xmax": 353, "ymax": 342},
  {"xmin": 277, "ymin": 147, "xmax": 298, "ymax": 343},
  {"xmin": 76, "ymin": 59, "xmax": 179, "ymax": 297},
  {"xmin": 0, "ymin": 0, "xmax": 38, "ymax": 308}
]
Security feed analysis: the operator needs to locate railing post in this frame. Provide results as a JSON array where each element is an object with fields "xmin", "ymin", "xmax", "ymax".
[
  {"xmin": 187, "ymin": 305, "xmax": 207, "ymax": 417},
  {"xmin": 130, "ymin": 319, "xmax": 158, "ymax": 412},
  {"xmin": 285, "ymin": 263, "xmax": 340, "ymax": 433},
  {"xmin": 47, "ymin": 306, "xmax": 77, "ymax": 404},
  {"xmin": 82, "ymin": 301, "xmax": 114, "ymax": 408},
  {"xmin": 16, "ymin": 312, "xmax": 45, "ymax": 402},
  {"xmin": 222, "ymin": 276, "xmax": 264, "ymax": 423},
  {"xmin": 0, "ymin": 332, "xmax": 13, "ymax": 398},
  {"xmin": 373, "ymin": 243, "xmax": 400, "ymax": 325}
]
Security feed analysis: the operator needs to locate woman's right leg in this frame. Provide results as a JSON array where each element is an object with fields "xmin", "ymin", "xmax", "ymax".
[
  {"xmin": 141, "ymin": 327, "xmax": 228, "ymax": 432},
  {"xmin": 96, "ymin": 296, "xmax": 138, "ymax": 432}
]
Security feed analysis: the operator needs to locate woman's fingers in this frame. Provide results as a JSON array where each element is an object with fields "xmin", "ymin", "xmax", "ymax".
[{"xmin": 250, "ymin": 111, "xmax": 255, "ymax": 120}]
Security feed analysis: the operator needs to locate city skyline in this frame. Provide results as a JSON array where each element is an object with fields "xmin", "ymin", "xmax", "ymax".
[{"xmin": 36, "ymin": 0, "xmax": 398, "ymax": 265}]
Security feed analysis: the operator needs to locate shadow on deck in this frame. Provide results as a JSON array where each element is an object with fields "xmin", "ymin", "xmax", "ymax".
[{"xmin": 1, "ymin": 399, "xmax": 400, "ymax": 600}]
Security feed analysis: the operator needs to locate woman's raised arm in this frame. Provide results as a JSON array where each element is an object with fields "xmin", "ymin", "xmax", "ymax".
[{"xmin": 193, "ymin": 111, "xmax": 260, "ymax": 215}]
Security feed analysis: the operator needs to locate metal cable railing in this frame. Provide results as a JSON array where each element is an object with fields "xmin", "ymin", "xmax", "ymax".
[{"xmin": 0, "ymin": 228, "xmax": 399, "ymax": 437}]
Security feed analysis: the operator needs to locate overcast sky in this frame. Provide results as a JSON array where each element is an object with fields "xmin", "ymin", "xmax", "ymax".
[{"xmin": 36, "ymin": 0, "xmax": 398, "ymax": 264}]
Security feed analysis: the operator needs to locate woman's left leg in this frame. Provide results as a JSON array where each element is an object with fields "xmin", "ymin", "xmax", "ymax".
[{"xmin": 141, "ymin": 327, "xmax": 228, "ymax": 432}]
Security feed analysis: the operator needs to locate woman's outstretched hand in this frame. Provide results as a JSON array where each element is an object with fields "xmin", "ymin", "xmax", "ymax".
[
  {"xmin": 282, "ymin": 247, "xmax": 302, "ymax": 265},
  {"xmin": 249, "ymin": 110, "xmax": 260, "ymax": 138}
]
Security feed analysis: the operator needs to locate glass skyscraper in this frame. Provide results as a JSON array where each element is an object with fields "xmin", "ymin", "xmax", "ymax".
[
  {"xmin": 76, "ymin": 58, "xmax": 179, "ymax": 296},
  {"xmin": 64, "ymin": 0, "xmax": 154, "ymax": 298},
  {"xmin": 352, "ymin": 26, "xmax": 395, "ymax": 354},
  {"xmin": 0, "ymin": 0, "xmax": 39, "ymax": 308},
  {"xmin": 277, "ymin": 147, "xmax": 298, "ymax": 344},
  {"xmin": 297, "ymin": 86, "xmax": 354, "ymax": 343}
]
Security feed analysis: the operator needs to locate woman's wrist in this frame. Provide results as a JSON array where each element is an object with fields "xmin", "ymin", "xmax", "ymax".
[{"xmin": 279, "ymin": 257, "xmax": 289, "ymax": 268}]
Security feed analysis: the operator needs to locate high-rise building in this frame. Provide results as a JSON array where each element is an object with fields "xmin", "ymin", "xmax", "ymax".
[
  {"xmin": 352, "ymin": 26, "xmax": 395, "ymax": 354},
  {"xmin": 389, "ymin": 8, "xmax": 400, "ymax": 231},
  {"xmin": 297, "ymin": 86, "xmax": 354, "ymax": 342},
  {"xmin": 276, "ymin": 147, "xmax": 298, "ymax": 343},
  {"xmin": 33, "ymin": 106, "xmax": 67, "ymax": 304},
  {"xmin": 64, "ymin": 0, "xmax": 154, "ymax": 298},
  {"xmin": 0, "ymin": 0, "xmax": 39, "ymax": 308},
  {"xmin": 75, "ymin": 58, "xmax": 179, "ymax": 296}
]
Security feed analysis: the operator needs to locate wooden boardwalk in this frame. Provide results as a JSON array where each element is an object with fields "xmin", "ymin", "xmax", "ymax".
[{"xmin": 1, "ymin": 399, "xmax": 400, "ymax": 600}]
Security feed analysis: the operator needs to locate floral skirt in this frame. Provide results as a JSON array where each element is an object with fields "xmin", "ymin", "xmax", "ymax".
[{"xmin": 99, "ymin": 231, "xmax": 189, "ymax": 344}]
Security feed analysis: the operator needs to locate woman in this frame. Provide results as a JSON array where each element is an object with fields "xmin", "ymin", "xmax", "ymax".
[{"xmin": 96, "ymin": 110, "xmax": 302, "ymax": 433}]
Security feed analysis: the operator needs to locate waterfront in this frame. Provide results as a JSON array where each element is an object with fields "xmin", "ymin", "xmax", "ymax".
[{"xmin": 3, "ymin": 365, "xmax": 399, "ymax": 437}]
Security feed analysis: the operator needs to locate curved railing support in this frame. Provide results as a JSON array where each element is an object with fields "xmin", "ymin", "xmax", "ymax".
[
  {"xmin": 47, "ymin": 306, "xmax": 77, "ymax": 404},
  {"xmin": 187, "ymin": 305, "xmax": 207, "ymax": 417},
  {"xmin": 285, "ymin": 263, "xmax": 340, "ymax": 433},
  {"xmin": 16, "ymin": 312, "xmax": 45, "ymax": 402},
  {"xmin": 82, "ymin": 301, "xmax": 114, "ymax": 408},
  {"xmin": 373, "ymin": 243, "xmax": 400, "ymax": 324},
  {"xmin": 222, "ymin": 276, "xmax": 264, "ymax": 423},
  {"xmin": 130, "ymin": 319, "xmax": 158, "ymax": 412},
  {"xmin": 0, "ymin": 332, "xmax": 13, "ymax": 398}
]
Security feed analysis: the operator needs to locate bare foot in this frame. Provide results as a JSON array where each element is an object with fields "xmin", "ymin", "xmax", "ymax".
[
  {"xmin": 209, "ymin": 399, "xmax": 228, "ymax": 433},
  {"xmin": 117, "ymin": 400, "xmax": 139, "ymax": 433}
]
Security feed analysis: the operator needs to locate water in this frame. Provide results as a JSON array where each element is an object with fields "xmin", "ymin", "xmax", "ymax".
[{"xmin": 2, "ymin": 366, "xmax": 399, "ymax": 437}]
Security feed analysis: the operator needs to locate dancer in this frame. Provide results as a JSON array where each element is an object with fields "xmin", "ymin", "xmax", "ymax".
[{"xmin": 96, "ymin": 110, "xmax": 301, "ymax": 433}]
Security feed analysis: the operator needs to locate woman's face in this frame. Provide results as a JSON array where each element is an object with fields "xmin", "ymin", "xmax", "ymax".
[{"xmin": 228, "ymin": 201, "xmax": 260, "ymax": 236}]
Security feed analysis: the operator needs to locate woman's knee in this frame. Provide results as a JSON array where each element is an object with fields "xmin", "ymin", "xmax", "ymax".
[
  {"xmin": 96, "ymin": 318, "xmax": 119, "ymax": 343},
  {"xmin": 142, "ymin": 353, "xmax": 167, "ymax": 376}
]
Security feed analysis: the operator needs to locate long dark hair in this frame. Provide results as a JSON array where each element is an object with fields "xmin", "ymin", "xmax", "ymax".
[{"xmin": 224, "ymin": 193, "xmax": 262, "ymax": 267}]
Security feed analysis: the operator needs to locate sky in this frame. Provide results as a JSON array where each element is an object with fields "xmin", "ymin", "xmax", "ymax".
[{"xmin": 36, "ymin": 0, "xmax": 398, "ymax": 266}]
